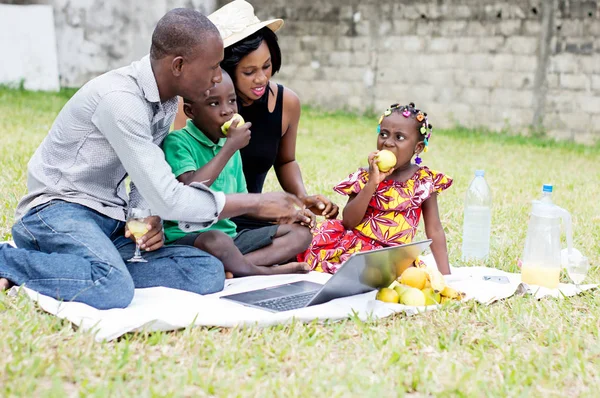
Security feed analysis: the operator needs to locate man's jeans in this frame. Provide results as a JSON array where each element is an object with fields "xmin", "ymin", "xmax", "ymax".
[{"xmin": 0, "ymin": 200, "xmax": 225, "ymax": 309}]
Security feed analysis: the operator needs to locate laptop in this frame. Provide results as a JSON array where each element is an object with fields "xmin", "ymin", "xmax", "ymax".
[{"xmin": 220, "ymin": 239, "xmax": 432, "ymax": 312}]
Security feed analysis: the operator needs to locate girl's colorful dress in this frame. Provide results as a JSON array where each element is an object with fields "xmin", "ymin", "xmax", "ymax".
[{"xmin": 300, "ymin": 166, "xmax": 452, "ymax": 274}]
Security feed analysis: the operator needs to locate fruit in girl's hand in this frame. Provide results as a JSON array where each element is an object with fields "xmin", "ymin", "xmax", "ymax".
[
  {"xmin": 376, "ymin": 287, "xmax": 400, "ymax": 303},
  {"xmin": 422, "ymin": 287, "xmax": 441, "ymax": 305},
  {"xmin": 399, "ymin": 287, "xmax": 426, "ymax": 306},
  {"xmin": 399, "ymin": 267, "xmax": 428, "ymax": 290},
  {"xmin": 375, "ymin": 150, "xmax": 397, "ymax": 172},
  {"xmin": 221, "ymin": 113, "xmax": 245, "ymax": 135}
]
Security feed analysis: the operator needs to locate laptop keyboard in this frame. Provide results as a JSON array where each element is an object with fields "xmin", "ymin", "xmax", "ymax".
[{"xmin": 254, "ymin": 291, "xmax": 317, "ymax": 312}]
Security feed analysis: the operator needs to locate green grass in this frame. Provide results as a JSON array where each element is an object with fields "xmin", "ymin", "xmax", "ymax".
[{"xmin": 1, "ymin": 87, "xmax": 600, "ymax": 397}]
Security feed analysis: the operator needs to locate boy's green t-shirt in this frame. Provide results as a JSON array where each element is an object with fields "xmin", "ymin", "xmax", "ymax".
[{"xmin": 162, "ymin": 119, "xmax": 247, "ymax": 244}]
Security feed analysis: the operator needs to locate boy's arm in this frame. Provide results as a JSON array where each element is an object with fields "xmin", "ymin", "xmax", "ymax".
[
  {"xmin": 177, "ymin": 120, "xmax": 251, "ymax": 187},
  {"xmin": 177, "ymin": 145, "xmax": 237, "ymax": 187},
  {"xmin": 421, "ymin": 194, "xmax": 451, "ymax": 275},
  {"xmin": 161, "ymin": 133, "xmax": 308, "ymax": 225}
]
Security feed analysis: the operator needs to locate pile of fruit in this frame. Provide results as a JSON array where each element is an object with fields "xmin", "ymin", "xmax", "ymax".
[{"xmin": 375, "ymin": 264, "xmax": 465, "ymax": 306}]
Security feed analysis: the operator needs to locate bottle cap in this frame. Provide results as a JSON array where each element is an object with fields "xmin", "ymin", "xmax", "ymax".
[
  {"xmin": 542, "ymin": 184, "xmax": 553, "ymax": 193},
  {"xmin": 475, "ymin": 170, "xmax": 485, "ymax": 177}
]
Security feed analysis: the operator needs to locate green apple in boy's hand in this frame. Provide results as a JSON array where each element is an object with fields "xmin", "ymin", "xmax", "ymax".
[{"xmin": 221, "ymin": 114, "xmax": 245, "ymax": 135}]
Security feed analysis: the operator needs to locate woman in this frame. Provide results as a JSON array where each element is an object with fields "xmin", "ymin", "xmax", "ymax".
[{"xmin": 174, "ymin": 0, "xmax": 338, "ymax": 231}]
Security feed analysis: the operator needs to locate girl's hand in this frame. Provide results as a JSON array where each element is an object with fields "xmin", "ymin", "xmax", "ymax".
[{"xmin": 368, "ymin": 151, "xmax": 394, "ymax": 185}]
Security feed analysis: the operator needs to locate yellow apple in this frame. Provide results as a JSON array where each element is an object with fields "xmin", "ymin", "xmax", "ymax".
[
  {"xmin": 422, "ymin": 287, "xmax": 441, "ymax": 305},
  {"xmin": 221, "ymin": 113, "xmax": 245, "ymax": 135},
  {"xmin": 375, "ymin": 150, "xmax": 396, "ymax": 172},
  {"xmin": 399, "ymin": 267, "xmax": 428, "ymax": 290},
  {"xmin": 393, "ymin": 284, "xmax": 410, "ymax": 297},
  {"xmin": 376, "ymin": 287, "xmax": 400, "ymax": 303},
  {"xmin": 399, "ymin": 287, "xmax": 426, "ymax": 306}
]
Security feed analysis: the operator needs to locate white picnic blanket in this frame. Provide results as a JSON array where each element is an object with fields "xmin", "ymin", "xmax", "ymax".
[{"xmin": 7, "ymin": 253, "xmax": 597, "ymax": 342}]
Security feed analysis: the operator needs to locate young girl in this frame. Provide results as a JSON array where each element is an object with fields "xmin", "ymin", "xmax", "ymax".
[{"xmin": 299, "ymin": 102, "xmax": 453, "ymax": 275}]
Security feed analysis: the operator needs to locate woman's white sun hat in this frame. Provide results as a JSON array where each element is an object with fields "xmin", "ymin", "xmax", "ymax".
[{"xmin": 208, "ymin": 0, "xmax": 284, "ymax": 48}]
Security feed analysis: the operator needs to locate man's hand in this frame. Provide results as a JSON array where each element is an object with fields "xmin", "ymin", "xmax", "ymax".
[
  {"xmin": 255, "ymin": 192, "xmax": 312, "ymax": 225},
  {"xmin": 125, "ymin": 215, "xmax": 164, "ymax": 251},
  {"xmin": 302, "ymin": 195, "xmax": 339, "ymax": 219}
]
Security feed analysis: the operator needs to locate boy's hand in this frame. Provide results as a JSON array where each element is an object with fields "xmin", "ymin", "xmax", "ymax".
[
  {"xmin": 225, "ymin": 119, "xmax": 252, "ymax": 151},
  {"xmin": 125, "ymin": 215, "xmax": 164, "ymax": 251},
  {"xmin": 367, "ymin": 151, "xmax": 394, "ymax": 185}
]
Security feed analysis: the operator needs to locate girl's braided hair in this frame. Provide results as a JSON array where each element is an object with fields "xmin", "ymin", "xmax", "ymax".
[{"xmin": 377, "ymin": 102, "xmax": 432, "ymax": 149}]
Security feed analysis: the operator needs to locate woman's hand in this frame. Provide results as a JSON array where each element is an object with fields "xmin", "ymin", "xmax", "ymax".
[
  {"xmin": 302, "ymin": 195, "xmax": 339, "ymax": 219},
  {"xmin": 367, "ymin": 151, "xmax": 394, "ymax": 186},
  {"xmin": 299, "ymin": 208, "xmax": 316, "ymax": 229}
]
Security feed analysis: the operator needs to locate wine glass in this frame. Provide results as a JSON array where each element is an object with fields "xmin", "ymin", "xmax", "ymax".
[
  {"xmin": 126, "ymin": 208, "xmax": 151, "ymax": 263},
  {"xmin": 566, "ymin": 256, "xmax": 589, "ymax": 291}
]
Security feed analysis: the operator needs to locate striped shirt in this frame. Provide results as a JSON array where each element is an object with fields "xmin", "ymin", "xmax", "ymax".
[{"xmin": 16, "ymin": 55, "xmax": 224, "ymax": 231}]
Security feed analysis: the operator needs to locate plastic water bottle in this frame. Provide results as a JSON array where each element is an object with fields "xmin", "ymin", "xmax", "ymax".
[
  {"xmin": 461, "ymin": 170, "xmax": 492, "ymax": 261},
  {"xmin": 540, "ymin": 184, "xmax": 553, "ymax": 204}
]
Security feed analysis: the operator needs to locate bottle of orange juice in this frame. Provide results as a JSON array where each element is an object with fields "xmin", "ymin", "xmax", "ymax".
[{"xmin": 520, "ymin": 185, "xmax": 573, "ymax": 289}]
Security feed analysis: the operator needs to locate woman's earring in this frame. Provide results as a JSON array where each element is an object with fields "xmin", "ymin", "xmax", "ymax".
[{"xmin": 415, "ymin": 154, "xmax": 422, "ymax": 165}]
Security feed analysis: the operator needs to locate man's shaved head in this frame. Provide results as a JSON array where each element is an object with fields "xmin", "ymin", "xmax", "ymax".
[{"xmin": 150, "ymin": 8, "xmax": 220, "ymax": 60}]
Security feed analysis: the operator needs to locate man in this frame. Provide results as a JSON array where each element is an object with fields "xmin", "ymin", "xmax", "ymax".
[{"xmin": 0, "ymin": 9, "xmax": 311, "ymax": 309}]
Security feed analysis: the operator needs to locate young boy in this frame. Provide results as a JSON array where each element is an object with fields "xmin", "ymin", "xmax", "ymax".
[{"xmin": 162, "ymin": 71, "xmax": 312, "ymax": 277}]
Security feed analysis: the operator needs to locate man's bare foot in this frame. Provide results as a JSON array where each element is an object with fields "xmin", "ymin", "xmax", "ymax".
[
  {"xmin": 0, "ymin": 278, "xmax": 14, "ymax": 291},
  {"xmin": 271, "ymin": 262, "xmax": 311, "ymax": 275}
]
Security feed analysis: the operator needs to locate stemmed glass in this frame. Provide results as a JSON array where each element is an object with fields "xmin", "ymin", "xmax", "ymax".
[
  {"xmin": 126, "ymin": 208, "xmax": 151, "ymax": 263},
  {"xmin": 566, "ymin": 256, "xmax": 590, "ymax": 291}
]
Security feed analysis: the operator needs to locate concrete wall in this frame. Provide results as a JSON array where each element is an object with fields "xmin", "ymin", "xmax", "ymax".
[
  {"xmin": 53, "ymin": 0, "xmax": 216, "ymax": 87},
  {"xmin": 226, "ymin": 0, "xmax": 600, "ymax": 142},
  {"xmin": 1, "ymin": 0, "xmax": 216, "ymax": 87},
  {"xmin": 0, "ymin": 4, "xmax": 60, "ymax": 90},
  {"xmin": 2, "ymin": 0, "xmax": 598, "ymax": 140}
]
